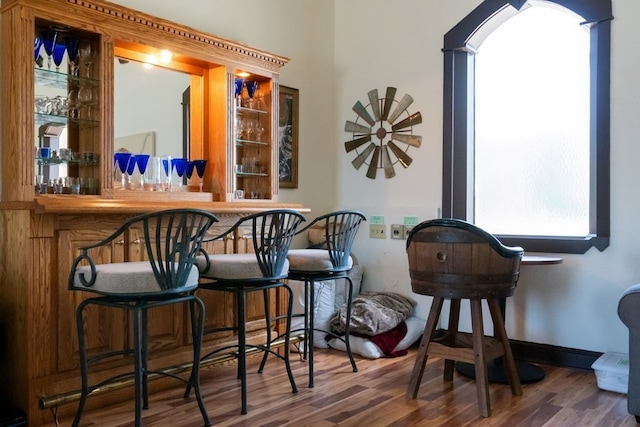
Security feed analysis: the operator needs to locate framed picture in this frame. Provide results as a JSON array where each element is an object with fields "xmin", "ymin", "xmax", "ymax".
[{"xmin": 278, "ymin": 85, "xmax": 299, "ymax": 188}]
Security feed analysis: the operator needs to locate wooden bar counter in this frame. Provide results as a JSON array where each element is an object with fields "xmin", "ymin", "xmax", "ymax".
[{"xmin": 0, "ymin": 198, "xmax": 308, "ymax": 425}]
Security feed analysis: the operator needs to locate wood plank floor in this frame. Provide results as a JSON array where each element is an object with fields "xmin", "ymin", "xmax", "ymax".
[{"xmin": 44, "ymin": 347, "xmax": 636, "ymax": 427}]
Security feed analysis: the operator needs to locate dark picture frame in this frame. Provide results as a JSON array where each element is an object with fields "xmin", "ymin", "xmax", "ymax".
[{"xmin": 278, "ymin": 85, "xmax": 299, "ymax": 188}]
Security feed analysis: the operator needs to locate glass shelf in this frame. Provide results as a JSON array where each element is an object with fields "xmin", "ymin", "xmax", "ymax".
[
  {"xmin": 235, "ymin": 138, "xmax": 268, "ymax": 146},
  {"xmin": 236, "ymin": 106, "xmax": 268, "ymax": 115},
  {"xmin": 35, "ymin": 68, "xmax": 99, "ymax": 90},
  {"xmin": 35, "ymin": 112, "xmax": 99, "ymax": 128},
  {"xmin": 35, "ymin": 156, "xmax": 98, "ymax": 167},
  {"xmin": 236, "ymin": 171, "xmax": 268, "ymax": 178}
]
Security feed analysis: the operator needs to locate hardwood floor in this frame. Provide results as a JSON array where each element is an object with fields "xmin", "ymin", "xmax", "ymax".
[{"xmin": 44, "ymin": 347, "xmax": 636, "ymax": 427}]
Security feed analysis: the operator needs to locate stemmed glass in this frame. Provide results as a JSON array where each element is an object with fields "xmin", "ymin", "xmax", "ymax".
[
  {"xmin": 245, "ymin": 80, "xmax": 258, "ymax": 108},
  {"xmin": 34, "ymin": 35, "xmax": 43, "ymax": 66},
  {"xmin": 186, "ymin": 161, "xmax": 196, "ymax": 188},
  {"xmin": 171, "ymin": 158, "xmax": 188, "ymax": 189},
  {"xmin": 41, "ymin": 30, "xmax": 58, "ymax": 70},
  {"xmin": 234, "ymin": 78, "xmax": 244, "ymax": 107},
  {"xmin": 125, "ymin": 155, "xmax": 137, "ymax": 188},
  {"xmin": 135, "ymin": 154, "xmax": 150, "ymax": 190},
  {"xmin": 64, "ymin": 37, "xmax": 80, "ymax": 76},
  {"xmin": 114, "ymin": 152, "xmax": 132, "ymax": 189},
  {"xmin": 193, "ymin": 160, "xmax": 207, "ymax": 192},
  {"xmin": 78, "ymin": 41, "xmax": 95, "ymax": 78},
  {"xmin": 78, "ymin": 85, "xmax": 96, "ymax": 119},
  {"xmin": 52, "ymin": 43, "xmax": 66, "ymax": 73}
]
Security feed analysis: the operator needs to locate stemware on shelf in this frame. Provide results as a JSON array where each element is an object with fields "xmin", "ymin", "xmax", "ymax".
[
  {"xmin": 135, "ymin": 154, "xmax": 150, "ymax": 190},
  {"xmin": 185, "ymin": 160, "xmax": 196, "ymax": 188},
  {"xmin": 171, "ymin": 158, "xmax": 188, "ymax": 189},
  {"xmin": 234, "ymin": 78, "xmax": 245, "ymax": 107},
  {"xmin": 193, "ymin": 159, "xmax": 207, "ymax": 192},
  {"xmin": 40, "ymin": 30, "xmax": 58, "ymax": 70},
  {"xmin": 52, "ymin": 43, "xmax": 66, "ymax": 73},
  {"xmin": 78, "ymin": 40, "xmax": 95, "ymax": 78},
  {"xmin": 64, "ymin": 36, "xmax": 80, "ymax": 76},
  {"xmin": 77, "ymin": 85, "xmax": 96, "ymax": 119},
  {"xmin": 125, "ymin": 155, "xmax": 137, "ymax": 188},
  {"xmin": 34, "ymin": 35, "xmax": 43, "ymax": 66},
  {"xmin": 114, "ymin": 152, "xmax": 132, "ymax": 189},
  {"xmin": 245, "ymin": 80, "xmax": 258, "ymax": 108}
]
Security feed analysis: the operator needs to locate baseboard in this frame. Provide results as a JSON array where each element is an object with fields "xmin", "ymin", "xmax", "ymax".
[{"xmin": 510, "ymin": 339, "xmax": 602, "ymax": 371}]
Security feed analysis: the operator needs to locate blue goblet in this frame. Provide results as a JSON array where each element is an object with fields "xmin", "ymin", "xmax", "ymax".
[
  {"xmin": 125, "ymin": 155, "xmax": 137, "ymax": 188},
  {"xmin": 171, "ymin": 158, "xmax": 188, "ymax": 188},
  {"xmin": 52, "ymin": 43, "xmax": 66, "ymax": 73},
  {"xmin": 64, "ymin": 37, "xmax": 80, "ymax": 76},
  {"xmin": 114, "ymin": 152, "xmax": 132, "ymax": 189},
  {"xmin": 40, "ymin": 30, "xmax": 58, "ymax": 70},
  {"xmin": 186, "ymin": 160, "xmax": 196, "ymax": 187},
  {"xmin": 34, "ymin": 36, "xmax": 43, "ymax": 66},
  {"xmin": 135, "ymin": 154, "xmax": 150, "ymax": 189},
  {"xmin": 234, "ymin": 78, "xmax": 244, "ymax": 107},
  {"xmin": 245, "ymin": 80, "xmax": 258, "ymax": 108},
  {"xmin": 193, "ymin": 160, "xmax": 207, "ymax": 192}
]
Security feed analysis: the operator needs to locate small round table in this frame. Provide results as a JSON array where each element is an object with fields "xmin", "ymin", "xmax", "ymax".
[{"xmin": 455, "ymin": 254, "xmax": 563, "ymax": 384}]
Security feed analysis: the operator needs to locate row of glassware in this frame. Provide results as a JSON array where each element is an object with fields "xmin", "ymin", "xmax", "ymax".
[
  {"xmin": 234, "ymin": 78, "xmax": 262, "ymax": 109},
  {"xmin": 35, "ymin": 27, "xmax": 94, "ymax": 77},
  {"xmin": 35, "ymin": 175, "xmax": 98, "ymax": 195},
  {"xmin": 114, "ymin": 153, "xmax": 207, "ymax": 192}
]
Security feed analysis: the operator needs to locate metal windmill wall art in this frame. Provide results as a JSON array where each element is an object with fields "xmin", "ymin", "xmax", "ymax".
[{"xmin": 344, "ymin": 87, "xmax": 422, "ymax": 179}]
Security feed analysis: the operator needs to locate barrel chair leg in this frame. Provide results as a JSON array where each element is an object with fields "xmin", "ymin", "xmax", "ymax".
[
  {"xmin": 470, "ymin": 299, "xmax": 491, "ymax": 417},
  {"xmin": 407, "ymin": 296, "xmax": 445, "ymax": 399},
  {"xmin": 487, "ymin": 298, "xmax": 522, "ymax": 396},
  {"xmin": 443, "ymin": 298, "xmax": 461, "ymax": 381}
]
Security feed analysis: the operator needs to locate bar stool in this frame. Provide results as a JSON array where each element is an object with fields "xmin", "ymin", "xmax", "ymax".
[
  {"xmin": 68, "ymin": 209, "xmax": 218, "ymax": 427},
  {"xmin": 405, "ymin": 218, "xmax": 523, "ymax": 417},
  {"xmin": 192, "ymin": 209, "xmax": 305, "ymax": 414},
  {"xmin": 286, "ymin": 210, "xmax": 366, "ymax": 387}
]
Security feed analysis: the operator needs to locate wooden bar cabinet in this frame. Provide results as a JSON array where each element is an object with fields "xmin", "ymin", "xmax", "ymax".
[{"xmin": 0, "ymin": 0, "xmax": 305, "ymax": 424}]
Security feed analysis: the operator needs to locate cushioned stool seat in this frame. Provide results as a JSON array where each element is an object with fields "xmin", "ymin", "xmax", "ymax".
[{"xmin": 196, "ymin": 254, "xmax": 288, "ymax": 280}]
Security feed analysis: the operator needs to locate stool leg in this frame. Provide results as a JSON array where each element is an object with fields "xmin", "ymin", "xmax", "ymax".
[
  {"xmin": 487, "ymin": 298, "xmax": 522, "ymax": 396},
  {"xmin": 133, "ymin": 305, "xmax": 144, "ymax": 426},
  {"xmin": 258, "ymin": 288, "xmax": 272, "ymax": 373},
  {"xmin": 343, "ymin": 276, "xmax": 358, "ymax": 373},
  {"xmin": 190, "ymin": 296, "xmax": 212, "ymax": 426},
  {"xmin": 308, "ymin": 279, "xmax": 316, "ymax": 388},
  {"xmin": 470, "ymin": 299, "xmax": 490, "ymax": 417},
  {"xmin": 282, "ymin": 283, "xmax": 298, "ymax": 393},
  {"xmin": 141, "ymin": 307, "xmax": 149, "ymax": 410},
  {"xmin": 237, "ymin": 290, "xmax": 248, "ymax": 415},
  {"xmin": 407, "ymin": 297, "xmax": 444, "ymax": 399},
  {"xmin": 72, "ymin": 300, "xmax": 91, "ymax": 427}
]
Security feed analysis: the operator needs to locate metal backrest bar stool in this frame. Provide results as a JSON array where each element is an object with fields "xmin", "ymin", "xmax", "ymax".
[
  {"xmin": 192, "ymin": 209, "xmax": 305, "ymax": 415},
  {"xmin": 405, "ymin": 218, "xmax": 523, "ymax": 417},
  {"xmin": 68, "ymin": 208, "xmax": 218, "ymax": 427},
  {"xmin": 286, "ymin": 210, "xmax": 366, "ymax": 387}
]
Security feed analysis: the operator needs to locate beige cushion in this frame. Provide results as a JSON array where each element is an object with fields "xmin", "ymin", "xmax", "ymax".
[
  {"xmin": 196, "ymin": 253, "xmax": 289, "ymax": 280},
  {"xmin": 72, "ymin": 261, "xmax": 199, "ymax": 295},
  {"xmin": 287, "ymin": 248, "xmax": 353, "ymax": 272}
]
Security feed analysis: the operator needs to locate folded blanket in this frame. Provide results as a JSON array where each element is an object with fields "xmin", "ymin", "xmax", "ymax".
[{"xmin": 330, "ymin": 291, "xmax": 416, "ymax": 336}]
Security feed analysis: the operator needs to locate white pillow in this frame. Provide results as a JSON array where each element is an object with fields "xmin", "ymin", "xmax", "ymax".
[{"xmin": 327, "ymin": 316, "xmax": 426, "ymax": 359}]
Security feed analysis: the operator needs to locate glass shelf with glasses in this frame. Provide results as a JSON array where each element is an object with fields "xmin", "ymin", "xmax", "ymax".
[
  {"xmin": 34, "ymin": 68, "xmax": 98, "ymax": 90},
  {"xmin": 35, "ymin": 112, "xmax": 99, "ymax": 128}
]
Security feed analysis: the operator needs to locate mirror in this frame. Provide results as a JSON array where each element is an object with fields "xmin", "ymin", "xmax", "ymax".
[{"xmin": 114, "ymin": 57, "xmax": 190, "ymax": 159}]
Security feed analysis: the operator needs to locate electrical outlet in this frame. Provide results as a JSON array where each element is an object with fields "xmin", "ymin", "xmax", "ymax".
[
  {"xmin": 403, "ymin": 225, "xmax": 414, "ymax": 240},
  {"xmin": 369, "ymin": 224, "xmax": 386, "ymax": 239},
  {"xmin": 390, "ymin": 224, "xmax": 403, "ymax": 240}
]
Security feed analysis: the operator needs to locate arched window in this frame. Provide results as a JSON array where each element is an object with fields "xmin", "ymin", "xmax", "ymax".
[{"xmin": 442, "ymin": 0, "xmax": 613, "ymax": 254}]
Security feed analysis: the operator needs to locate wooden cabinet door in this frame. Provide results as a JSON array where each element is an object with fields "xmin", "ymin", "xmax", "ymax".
[{"xmin": 57, "ymin": 228, "xmax": 126, "ymax": 373}]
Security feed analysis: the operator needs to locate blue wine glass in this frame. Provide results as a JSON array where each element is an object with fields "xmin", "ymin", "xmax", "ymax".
[
  {"xmin": 114, "ymin": 152, "xmax": 132, "ymax": 189},
  {"xmin": 125, "ymin": 155, "xmax": 137, "ymax": 188},
  {"xmin": 64, "ymin": 37, "xmax": 80, "ymax": 76},
  {"xmin": 171, "ymin": 158, "xmax": 188, "ymax": 188},
  {"xmin": 193, "ymin": 160, "xmax": 207, "ymax": 192},
  {"xmin": 135, "ymin": 154, "xmax": 150, "ymax": 189},
  {"xmin": 186, "ymin": 160, "xmax": 196, "ymax": 187},
  {"xmin": 34, "ymin": 36, "xmax": 43, "ymax": 65},
  {"xmin": 40, "ymin": 30, "xmax": 58, "ymax": 70},
  {"xmin": 245, "ymin": 80, "xmax": 258, "ymax": 108},
  {"xmin": 234, "ymin": 78, "xmax": 244, "ymax": 106},
  {"xmin": 52, "ymin": 43, "xmax": 66, "ymax": 73}
]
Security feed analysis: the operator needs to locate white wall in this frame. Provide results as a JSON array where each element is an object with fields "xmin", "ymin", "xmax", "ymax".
[{"xmin": 110, "ymin": 0, "xmax": 640, "ymax": 355}]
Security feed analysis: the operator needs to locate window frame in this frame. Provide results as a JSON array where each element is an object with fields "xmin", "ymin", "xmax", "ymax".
[{"xmin": 441, "ymin": 0, "xmax": 613, "ymax": 254}]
